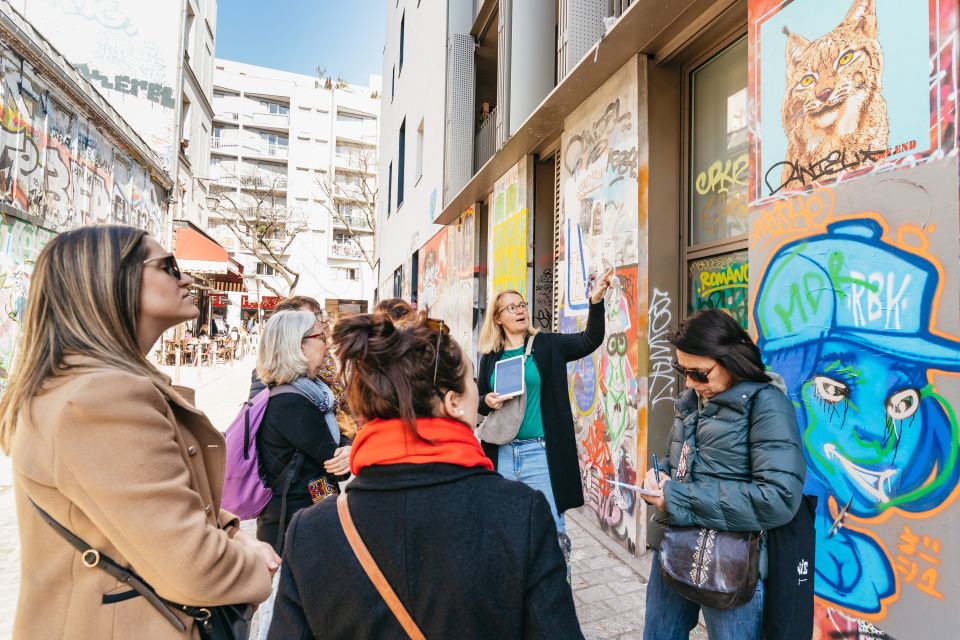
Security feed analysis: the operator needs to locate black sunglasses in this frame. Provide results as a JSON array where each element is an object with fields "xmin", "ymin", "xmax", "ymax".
[
  {"xmin": 671, "ymin": 361, "xmax": 716, "ymax": 384},
  {"xmin": 143, "ymin": 253, "xmax": 182, "ymax": 281},
  {"xmin": 423, "ymin": 317, "xmax": 450, "ymax": 387}
]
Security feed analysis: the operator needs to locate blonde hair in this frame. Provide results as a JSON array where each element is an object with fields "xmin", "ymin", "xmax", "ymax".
[
  {"xmin": 478, "ymin": 289, "xmax": 539, "ymax": 354},
  {"xmin": 0, "ymin": 225, "xmax": 165, "ymax": 454},
  {"xmin": 257, "ymin": 310, "xmax": 317, "ymax": 385}
]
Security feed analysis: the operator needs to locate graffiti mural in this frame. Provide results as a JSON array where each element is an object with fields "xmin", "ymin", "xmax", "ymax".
[
  {"xmin": 0, "ymin": 50, "xmax": 165, "ymax": 237},
  {"xmin": 418, "ymin": 208, "xmax": 478, "ymax": 364},
  {"xmin": 688, "ymin": 250, "xmax": 749, "ymax": 328},
  {"xmin": 559, "ymin": 57, "xmax": 646, "ymax": 554},
  {"xmin": 0, "ymin": 215, "xmax": 53, "ymax": 389},
  {"xmin": 750, "ymin": 0, "xmax": 957, "ymax": 201},
  {"xmin": 490, "ymin": 161, "xmax": 528, "ymax": 298},
  {"xmin": 751, "ymin": 179, "xmax": 960, "ymax": 638}
]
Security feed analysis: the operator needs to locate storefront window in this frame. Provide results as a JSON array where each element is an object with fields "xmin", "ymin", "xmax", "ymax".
[
  {"xmin": 688, "ymin": 249, "xmax": 748, "ymax": 329},
  {"xmin": 689, "ymin": 38, "xmax": 748, "ymax": 247}
]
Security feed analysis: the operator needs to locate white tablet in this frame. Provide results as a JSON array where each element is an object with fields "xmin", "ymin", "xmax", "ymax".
[{"xmin": 494, "ymin": 355, "xmax": 526, "ymax": 398}]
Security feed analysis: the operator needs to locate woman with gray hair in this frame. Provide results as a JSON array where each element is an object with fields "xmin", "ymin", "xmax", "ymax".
[
  {"xmin": 255, "ymin": 309, "xmax": 350, "ymax": 553},
  {"xmin": 254, "ymin": 309, "xmax": 351, "ymax": 638}
]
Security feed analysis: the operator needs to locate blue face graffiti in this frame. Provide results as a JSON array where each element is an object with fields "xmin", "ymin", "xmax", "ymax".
[{"xmin": 755, "ymin": 217, "xmax": 960, "ymax": 615}]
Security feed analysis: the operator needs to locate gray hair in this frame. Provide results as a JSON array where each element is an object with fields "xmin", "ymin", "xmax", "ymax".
[{"xmin": 256, "ymin": 309, "xmax": 317, "ymax": 385}]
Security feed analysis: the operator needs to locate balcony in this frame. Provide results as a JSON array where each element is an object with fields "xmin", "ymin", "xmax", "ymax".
[
  {"xmin": 214, "ymin": 111, "xmax": 241, "ymax": 123},
  {"xmin": 244, "ymin": 143, "xmax": 288, "ymax": 160},
  {"xmin": 474, "ymin": 105, "xmax": 498, "ymax": 172},
  {"xmin": 239, "ymin": 174, "xmax": 288, "ymax": 190},
  {"xmin": 332, "ymin": 214, "xmax": 372, "ymax": 231},
  {"xmin": 330, "ymin": 241, "xmax": 364, "ymax": 259},
  {"xmin": 246, "ymin": 111, "xmax": 290, "ymax": 129},
  {"xmin": 211, "ymin": 174, "xmax": 240, "ymax": 188}
]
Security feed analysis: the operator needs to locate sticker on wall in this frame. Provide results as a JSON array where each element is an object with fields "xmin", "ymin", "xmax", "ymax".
[
  {"xmin": 565, "ymin": 218, "xmax": 590, "ymax": 315},
  {"xmin": 750, "ymin": 0, "xmax": 957, "ymax": 202}
]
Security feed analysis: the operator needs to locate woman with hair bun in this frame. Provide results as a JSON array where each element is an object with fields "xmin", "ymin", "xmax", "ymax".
[{"xmin": 266, "ymin": 313, "xmax": 584, "ymax": 640}]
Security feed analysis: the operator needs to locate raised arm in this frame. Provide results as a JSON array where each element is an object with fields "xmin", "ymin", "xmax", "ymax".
[{"xmin": 553, "ymin": 300, "xmax": 605, "ymax": 363}]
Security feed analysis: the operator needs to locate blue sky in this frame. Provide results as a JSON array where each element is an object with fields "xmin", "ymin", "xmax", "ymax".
[{"xmin": 216, "ymin": 1, "xmax": 386, "ymax": 86}]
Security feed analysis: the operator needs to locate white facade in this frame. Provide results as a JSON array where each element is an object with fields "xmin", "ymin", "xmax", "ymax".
[
  {"xmin": 209, "ymin": 59, "xmax": 380, "ymax": 315},
  {"xmin": 377, "ymin": 0, "xmax": 472, "ymax": 300}
]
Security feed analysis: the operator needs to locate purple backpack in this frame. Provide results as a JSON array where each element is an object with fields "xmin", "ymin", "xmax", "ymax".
[{"xmin": 221, "ymin": 385, "xmax": 305, "ymax": 520}]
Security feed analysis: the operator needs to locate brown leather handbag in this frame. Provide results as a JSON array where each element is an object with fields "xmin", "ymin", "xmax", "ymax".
[{"xmin": 659, "ymin": 442, "xmax": 761, "ymax": 610}]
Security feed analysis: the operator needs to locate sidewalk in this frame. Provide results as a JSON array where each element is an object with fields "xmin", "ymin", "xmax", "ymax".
[{"xmin": 0, "ymin": 357, "xmax": 675, "ymax": 639}]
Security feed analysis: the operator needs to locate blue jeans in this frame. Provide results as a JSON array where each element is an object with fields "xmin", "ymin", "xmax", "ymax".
[
  {"xmin": 643, "ymin": 550, "xmax": 764, "ymax": 640},
  {"xmin": 497, "ymin": 438, "xmax": 565, "ymax": 534}
]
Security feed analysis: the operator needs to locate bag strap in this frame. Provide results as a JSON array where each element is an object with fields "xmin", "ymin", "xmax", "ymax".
[
  {"xmin": 522, "ymin": 333, "xmax": 536, "ymax": 361},
  {"xmin": 274, "ymin": 451, "xmax": 304, "ymax": 553},
  {"xmin": 337, "ymin": 494, "xmax": 426, "ymax": 640},
  {"xmin": 28, "ymin": 498, "xmax": 188, "ymax": 632}
]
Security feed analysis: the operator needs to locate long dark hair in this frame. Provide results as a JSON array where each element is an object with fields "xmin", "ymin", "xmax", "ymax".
[
  {"xmin": 670, "ymin": 310, "xmax": 769, "ymax": 383},
  {"xmin": 332, "ymin": 313, "xmax": 467, "ymax": 435}
]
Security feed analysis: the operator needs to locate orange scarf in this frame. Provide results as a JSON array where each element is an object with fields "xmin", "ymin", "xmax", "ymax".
[{"xmin": 350, "ymin": 417, "xmax": 494, "ymax": 476}]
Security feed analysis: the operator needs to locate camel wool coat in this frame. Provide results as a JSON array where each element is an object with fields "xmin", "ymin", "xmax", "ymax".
[{"xmin": 10, "ymin": 355, "xmax": 273, "ymax": 639}]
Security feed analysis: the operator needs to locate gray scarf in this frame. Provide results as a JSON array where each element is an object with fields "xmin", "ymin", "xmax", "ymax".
[{"xmin": 290, "ymin": 376, "xmax": 341, "ymax": 445}]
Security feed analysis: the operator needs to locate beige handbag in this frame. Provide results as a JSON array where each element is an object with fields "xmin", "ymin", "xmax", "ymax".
[{"xmin": 476, "ymin": 335, "xmax": 535, "ymax": 445}]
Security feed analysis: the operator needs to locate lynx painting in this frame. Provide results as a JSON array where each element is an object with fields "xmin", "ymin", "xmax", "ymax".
[{"xmin": 779, "ymin": 0, "xmax": 888, "ymax": 190}]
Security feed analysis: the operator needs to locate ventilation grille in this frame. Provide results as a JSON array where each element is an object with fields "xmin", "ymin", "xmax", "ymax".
[
  {"xmin": 552, "ymin": 154, "xmax": 562, "ymax": 333},
  {"xmin": 444, "ymin": 33, "xmax": 475, "ymax": 207},
  {"xmin": 565, "ymin": 0, "xmax": 605, "ymax": 76}
]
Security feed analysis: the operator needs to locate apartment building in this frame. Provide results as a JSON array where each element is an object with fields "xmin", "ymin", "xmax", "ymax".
[
  {"xmin": 378, "ymin": 1, "xmax": 960, "ymax": 636},
  {"xmin": 209, "ymin": 59, "xmax": 380, "ymax": 323}
]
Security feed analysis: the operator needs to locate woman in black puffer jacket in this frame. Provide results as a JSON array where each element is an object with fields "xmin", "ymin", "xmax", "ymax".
[{"xmin": 640, "ymin": 310, "xmax": 806, "ymax": 640}]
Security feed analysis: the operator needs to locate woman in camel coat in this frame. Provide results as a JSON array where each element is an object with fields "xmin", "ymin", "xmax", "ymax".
[{"xmin": 0, "ymin": 225, "xmax": 275, "ymax": 639}]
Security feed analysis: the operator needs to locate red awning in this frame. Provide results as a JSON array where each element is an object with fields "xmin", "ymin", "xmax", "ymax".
[{"xmin": 174, "ymin": 227, "xmax": 245, "ymax": 292}]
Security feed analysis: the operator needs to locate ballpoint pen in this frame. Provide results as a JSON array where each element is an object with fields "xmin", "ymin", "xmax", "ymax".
[{"xmin": 652, "ymin": 453, "xmax": 661, "ymax": 485}]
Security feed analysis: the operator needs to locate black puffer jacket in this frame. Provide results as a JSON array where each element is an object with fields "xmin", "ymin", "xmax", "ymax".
[
  {"xmin": 477, "ymin": 300, "xmax": 605, "ymax": 514},
  {"xmin": 268, "ymin": 463, "xmax": 584, "ymax": 639},
  {"xmin": 649, "ymin": 374, "xmax": 806, "ymax": 566}
]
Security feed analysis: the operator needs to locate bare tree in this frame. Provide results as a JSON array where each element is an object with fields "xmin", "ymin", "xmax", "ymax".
[
  {"xmin": 315, "ymin": 145, "xmax": 378, "ymax": 269},
  {"xmin": 209, "ymin": 171, "xmax": 309, "ymax": 296}
]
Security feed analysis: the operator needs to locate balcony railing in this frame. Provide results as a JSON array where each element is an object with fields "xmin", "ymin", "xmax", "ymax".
[
  {"xmin": 248, "ymin": 112, "xmax": 290, "ymax": 127},
  {"xmin": 474, "ymin": 106, "xmax": 498, "ymax": 172},
  {"xmin": 330, "ymin": 241, "xmax": 364, "ymax": 258},
  {"xmin": 248, "ymin": 143, "xmax": 288, "ymax": 159},
  {"xmin": 240, "ymin": 174, "xmax": 288, "ymax": 190},
  {"xmin": 333, "ymin": 214, "xmax": 371, "ymax": 230},
  {"xmin": 214, "ymin": 111, "xmax": 240, "ymax": 122}
]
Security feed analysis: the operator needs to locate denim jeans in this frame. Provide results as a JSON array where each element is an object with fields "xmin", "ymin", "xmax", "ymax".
[
  {"xmin": 643, "ymin": 550, "xmax": 764, "ymax": 640},
  {"xmin": 496, "ymin": 438, "xmax": 565, "ymax": 534}
]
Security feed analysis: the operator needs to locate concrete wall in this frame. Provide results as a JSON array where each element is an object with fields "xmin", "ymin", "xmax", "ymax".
[
  {"xmin": 748, "ymin": 0, "xmax": 960, "ymax": 636},
  {"xmin": 17, "ymin": 0, "xmax": 181, "ymax": 170},
  {"xmin": 558, "ymin": 56, "xmax": 646, "ymax": 554}
]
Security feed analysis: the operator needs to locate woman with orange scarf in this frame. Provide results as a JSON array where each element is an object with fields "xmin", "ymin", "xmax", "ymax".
[{"xmin": 265, "ymin": 313, "xmax": 584, "ymax": 639}]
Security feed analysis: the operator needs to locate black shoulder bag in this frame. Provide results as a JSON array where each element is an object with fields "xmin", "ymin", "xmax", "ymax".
[{"xmin": 30, "ymin": 498, "xmax": 252, "ymax": 640}]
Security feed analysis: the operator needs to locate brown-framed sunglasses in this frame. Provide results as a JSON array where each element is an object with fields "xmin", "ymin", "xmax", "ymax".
[{"xmin": 143, "ymin": 253, "xmax": 182, "ymax": 281}]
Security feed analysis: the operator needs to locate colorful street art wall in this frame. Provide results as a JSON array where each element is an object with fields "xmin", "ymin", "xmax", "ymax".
[
  {"xmin": 559, "ymin": 57, "xmax": 646, "ymax": 554},
  {"xmin": 749, "ymin": 1, "xmax": 959, "ymax": 637},
  {"xmin": 0, "ymin": 49, "xmax": 167, "ymax": 237},
  {"xmin": 418, "ymin": 207, "xmax": 479, "ymax": 364},
  {"xmin": 489, "ymin": 160, "xmax": 529, "ymax": 300},
  {"xmin": 0, "ymin": 214, "xmax": 52, "ymax": 390}
]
